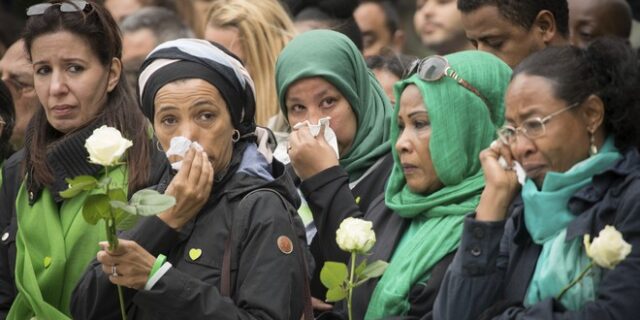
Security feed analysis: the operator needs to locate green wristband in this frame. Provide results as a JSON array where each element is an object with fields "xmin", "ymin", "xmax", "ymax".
[{"xmin": 149, "ymin": 254, "xmax": 167, "ymax": 280}]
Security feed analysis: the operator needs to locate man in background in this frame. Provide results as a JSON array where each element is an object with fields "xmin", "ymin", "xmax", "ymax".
[
  {"xmin": 568, "ymin": 0, "xmax": 632, "ymax": 48},
  {"xmin": 354, "ymin": 1, "xmax": 405, "ymax": 57},
  {"xmin": 0, "ymin": 39, "xmax": 39, "ymax": 151},
  {"xmin": 119, "ymin": 6, "xmax": 194, "ymax": 93},
  {"xmin": 413, "ymin": 0, "xmax": 473, "ymax": 55},
  {"xmin": 457, "ymin": 0, "xmax": 570, "ymax": 68}
]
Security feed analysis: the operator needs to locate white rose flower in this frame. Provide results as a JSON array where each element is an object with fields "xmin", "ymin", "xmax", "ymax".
[
  {"xmin": 584, "ymin": 225, "xmax": 632, "ymax": 269},
  {"xmin": 336, "ymin": 217, "xmax": 376, "ymax": 254},
  {"xmin": 85, "ymin": 125, "xmax": 133, "ymax": 166}
]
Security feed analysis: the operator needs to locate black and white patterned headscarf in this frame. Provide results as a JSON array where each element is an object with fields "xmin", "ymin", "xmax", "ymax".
[{"xmin": 138, "ymin": 38, "xmax": 256, "ymax": 137}]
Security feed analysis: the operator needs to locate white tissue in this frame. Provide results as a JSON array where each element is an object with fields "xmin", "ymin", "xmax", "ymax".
[
  {"xmin": 166, "ymin": 136, "xmax": 204, "ymax": 171},
  {"xmin": 498, "ymin": 157, "xmax": 526, "ymax": 185},
  {"xmin": 292, "ymin": 117, "xmax": 340, "ymax": 159}
]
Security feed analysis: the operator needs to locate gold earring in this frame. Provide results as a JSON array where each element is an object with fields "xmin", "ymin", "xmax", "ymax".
[{"xmin": 589, "ymin": 131, "xmax": 598, "ymax": 156}]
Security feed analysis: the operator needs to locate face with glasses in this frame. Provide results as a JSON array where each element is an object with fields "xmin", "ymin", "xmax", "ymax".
[{"xmin": 502, "ymin": 74, "xmax": 603, "ymax": 186}]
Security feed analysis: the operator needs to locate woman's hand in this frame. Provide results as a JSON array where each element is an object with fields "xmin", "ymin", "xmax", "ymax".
[
  {"xmin": 475, "ymin": 140, "xmax": 521, "ymax": 221},
  {"xmin": 97, "ymin": 240, "xmax": 156, "ymax": 290},
  {"xmin": 288, "ymin": 125, "xmax": 339, "ymax": 180},
  {"xmin": 159, "ymin": 148, "xmax": 213, "ymax": 230}
]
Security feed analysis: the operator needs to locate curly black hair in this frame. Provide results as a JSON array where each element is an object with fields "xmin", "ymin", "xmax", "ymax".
[
  {"xmin": 513, "ymin": 37, "xmax": 640, "ymax": 151},
  {"xmin": 457, "ymin": 0, "xmax": 569, "ymax": 37}
]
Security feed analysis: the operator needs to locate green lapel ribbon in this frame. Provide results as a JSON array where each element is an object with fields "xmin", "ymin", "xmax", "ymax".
[{"xmin": 8, "ymin": 167, "xmax": 127, "ymax": 319}]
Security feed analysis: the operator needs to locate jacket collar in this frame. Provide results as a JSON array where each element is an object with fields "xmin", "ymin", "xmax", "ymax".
[
  {"xmin": 512, "ymin": 148, "xmax": 640, "ymax": 244},
  {"xmin": 27, "ymin": 121, "xmax": 103, "ymax": 204}
]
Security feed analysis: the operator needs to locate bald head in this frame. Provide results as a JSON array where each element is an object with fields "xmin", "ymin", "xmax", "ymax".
[{"xmin": 568, "ymin": 0, "xmax": 632, "ymax": 47}]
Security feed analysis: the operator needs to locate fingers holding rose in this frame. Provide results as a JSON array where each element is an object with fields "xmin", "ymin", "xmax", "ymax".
[{"xmin": 97, "ymin": 240, "xmax": 156, "ymax": 290}]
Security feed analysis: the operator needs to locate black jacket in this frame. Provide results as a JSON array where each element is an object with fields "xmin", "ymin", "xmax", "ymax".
[
  {"xmin": 71, "ymin": 156, "xmax": 309, "ymax": 320},
  {"xmin": 435, "ymin": 148, "xmax": 640, "ymax": 320},
  {"xmin": 299, "ymin": 153, "xmax": 394, "ymax": 299}
]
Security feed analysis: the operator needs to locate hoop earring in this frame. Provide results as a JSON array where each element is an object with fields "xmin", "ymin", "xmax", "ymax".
[
  {"xmin": 589, "ymin": 131, "xmax": 598, "ymax": 156},
  {"xmin": 232, "ymin": 130, "xmax": 240, "ymax": 143},
  {"xmin": 156, "ymin": 140, "xmax": 164, "ymax": 152}
]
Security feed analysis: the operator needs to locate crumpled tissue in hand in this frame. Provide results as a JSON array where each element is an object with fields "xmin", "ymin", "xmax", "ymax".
[
  {"xmin": 166, "ymin": 136, "xmax": 204, "ymax": 171},
  {"xmin": 498, "ymin": 157, "xmax": 526, "ymax": 185},
  {"xmin": 292, "ymin": 117, "xmax": 340, "ymax": 159}
]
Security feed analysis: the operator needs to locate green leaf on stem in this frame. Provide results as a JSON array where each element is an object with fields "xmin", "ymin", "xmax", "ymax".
[
  {"xmin": 110, "ymin": 200, "xmax": 137, "ymax": 215},
  {"xmin": 355, "ymin": 259, "xmax": 367, "ymax": 276},
  {"xmin": 108, "ymin": 188, "xmax": 127, "ymax": 202},
  {"xmin": 326, "ymin": 286, "xmax": 348, "ymax": 302},
  {"xmin": 115, "ymin": 211, "xmax": 140, "ymax": 231},
  {"xmin": 97, "ymin": 176, "xmax": 113, "ymax": 189},
  {"xmin": 130, "ymin": 189, "xmax": 176, "ymax": 216},
  {"xmin": 320, "ymin": 261, "xmax": 348, "ymax": 289},
  {"xmin": 60, "ymin": 175, "xmax": 98, "ymax": 198},
  {"xmin": 359, "ymin": 260, "xmax": 388, "ymax": 280},
  {"xmin": 82, "ymin": 194, "xmax": 110, "ymax": 225}
]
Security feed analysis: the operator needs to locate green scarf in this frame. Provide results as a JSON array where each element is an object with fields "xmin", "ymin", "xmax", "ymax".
[
  {"xmin": 275, "ymin": 30, "xmax": 392, "ymax": 181},
  {"xmin": 366, "ymin": 51, "xmax": 511, "ymax": 318},
  {"xmin": 524, "ymin": 136, "xmax": 621, "ymax": 310},
  {"xmin": 8, "ymin": 167, "xmax": 127, "ymax": 319}
]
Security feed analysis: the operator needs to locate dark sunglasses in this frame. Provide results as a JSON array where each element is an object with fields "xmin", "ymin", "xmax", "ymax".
[
  {"xmin": 406, "ymin": 55, "xmax": 491, "ymax": 111},
  {"xmin": 26, "ymin": 0, "xmax": 90, "ymax": 16}
]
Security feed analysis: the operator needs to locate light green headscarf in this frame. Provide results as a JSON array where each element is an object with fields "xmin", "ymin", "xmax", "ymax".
[
  {"xmin": 275, "ymin": 30, "xmax": 392, "ymax": 181},
  {"xmin": 367, "ymin": 51, "xmax": 512, "ymax": 318}
]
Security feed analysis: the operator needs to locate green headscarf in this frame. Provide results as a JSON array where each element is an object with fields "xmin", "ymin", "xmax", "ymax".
[
  {"xmin": 275, "ymin": 30, "xmax": 391, "ymax": 181},
  {"xmin": 367, "ymin": 51, "xmax": 511, "ymax": 318}
]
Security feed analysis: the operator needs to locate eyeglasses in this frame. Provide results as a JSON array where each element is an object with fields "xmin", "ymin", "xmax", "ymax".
[
  {"xmin": 26, "ymin": 0, "xmax": 90, "ymax": 16},
  {"xmin": 497, "ymin": 102, "xmax": 580, "ymax": 145},
  {"xmin": 406, "ymin": 55, "xmax": 490, "ymax": 109}
]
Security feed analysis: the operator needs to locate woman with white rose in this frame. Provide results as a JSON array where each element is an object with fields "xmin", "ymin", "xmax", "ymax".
[
  {"xmin": 0, "ymin": 1, "xmax": 169, "ymax": 319},
  {"xmin": 71, "ymin": 38, "xmax": 310, "ymax": 319},
  {"xmin": 435, "ymin": 38, "xmax": 640, "ymax": 319},
  {"xmin": 275, "ymin": 30, "xmax": 394, "ymax": 308}
]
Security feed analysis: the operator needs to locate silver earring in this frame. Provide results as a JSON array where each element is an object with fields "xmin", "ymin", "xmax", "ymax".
[
  {"xmin": 156, "ymin": 140, "xmax": 164, "ymax": 152},
  {"xmin": 589, "ymin": 131, "xmax": 598, "ymax": 156},
  {"xmin": 232, "ymin": 130, "xmax": 240, "ymax": 143}
]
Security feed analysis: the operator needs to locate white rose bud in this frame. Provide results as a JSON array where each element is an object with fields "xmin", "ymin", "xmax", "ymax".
[
  {"xmin": 335, "ymin": 217, "xmax": 376, "ymax": 254},
  {"xmin": 85, "ymin": 125, "xmax": 133, "ymax": 166},
  {"xmin": 584, "ymin": 225, "xmax": 632, "ymax": 269}
]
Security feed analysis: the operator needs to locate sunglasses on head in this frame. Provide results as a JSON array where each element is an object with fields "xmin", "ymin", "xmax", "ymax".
[
  {"xmin": 26, "ymin": 0, "xmax": 90, "ymax": 16},
  {"xmin": 406, "ymin": 55, "xmax": 491, "ymax": 111}
]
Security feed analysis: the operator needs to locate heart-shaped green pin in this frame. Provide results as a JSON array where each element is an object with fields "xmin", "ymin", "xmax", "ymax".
[
  {"xmin": 189, "ymin": 248, "xmax": 202, "ymax": 261},
  {"xmin": 43, "ymin": 256, "xmax": 52, "ymax": 268}
]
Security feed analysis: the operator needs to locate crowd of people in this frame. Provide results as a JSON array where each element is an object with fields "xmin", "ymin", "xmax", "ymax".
[{"xmin": 0, "ymin": 0, "xmax": 639, "ymax": 319}]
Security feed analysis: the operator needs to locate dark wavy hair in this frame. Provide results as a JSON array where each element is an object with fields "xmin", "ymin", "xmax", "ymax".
[
  {"xmin": 513, "ymin": 37, "xmax": 640, "ymax": 151},
  {"xmin": 22, "ymin": 0, "xmax": 152, "ymax": 193},
  {"xmin": 458, "ymin": 0, "xmax": 569, "ymax": 37},
  {"xmin": 0, "ymin": 80, "xmax": 15, "ymax": 161}
]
